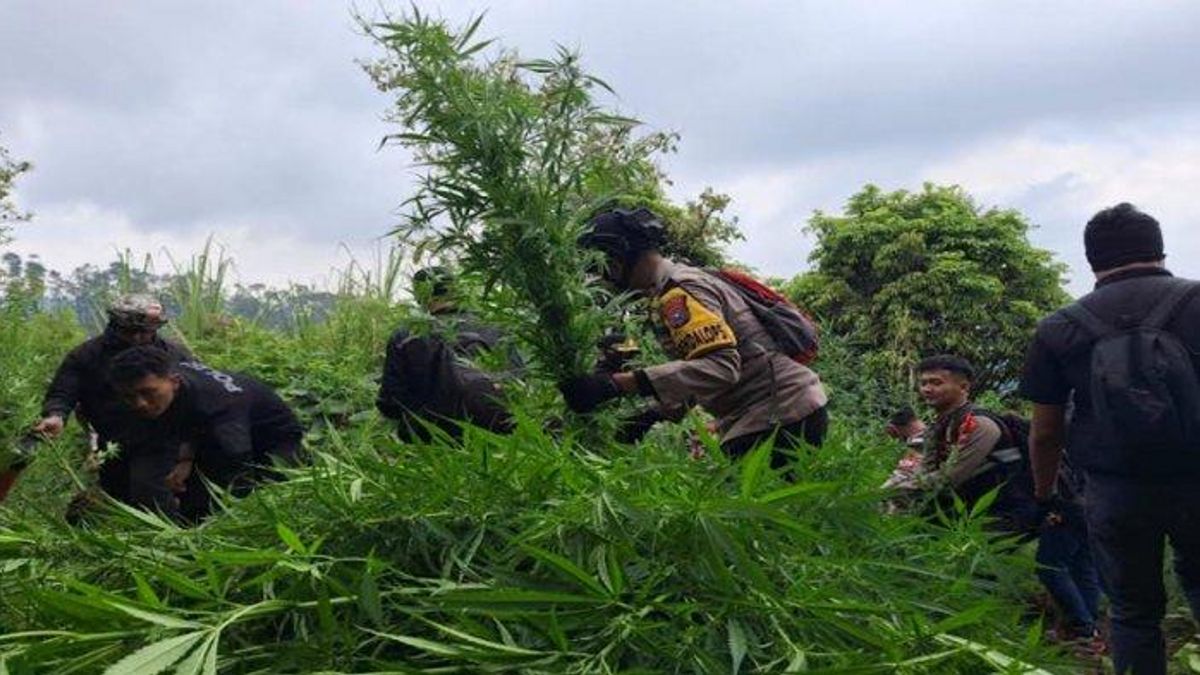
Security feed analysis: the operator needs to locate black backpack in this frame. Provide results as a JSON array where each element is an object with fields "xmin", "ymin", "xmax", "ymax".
[
  {"xmin": 958, "ymin": 409, "xmax": 1037, "ymax": 515},
  {"xmin": 1063, "ymin": 281, "xmax": 1200, "ymax": 470}
]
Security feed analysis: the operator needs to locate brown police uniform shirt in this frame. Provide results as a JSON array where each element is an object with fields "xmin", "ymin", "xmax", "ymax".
[
  {"xmin": 917, "ymin": 407, "xmax": 1003, "ymax": 492},
  {"xmin": 640, "ymin": 260, "xmax": 827, "ymax": 443}
]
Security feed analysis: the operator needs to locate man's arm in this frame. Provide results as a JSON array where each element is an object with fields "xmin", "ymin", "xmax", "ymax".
[
  {"xmin": 1029, "ymin": 403, "xmax": 1067, "ymax": 501},
  {"xmin": 35, "ymin": 349, "xmax": 86, "ymax": 436},
  {"xmin": 637, "ymin": 281, "xmax": 741, "ymax": 407}
]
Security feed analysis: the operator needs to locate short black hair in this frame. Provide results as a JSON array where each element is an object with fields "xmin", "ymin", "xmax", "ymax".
[
  {"xmin": 108, "ymin": 345, "xmax": 177, "ymax": 388},
  {"xmin": 1084, "ymin": 202, "xmax": 1164, "ymax": 272},
  {"xmin": 917, "ymin": 355, "xmax": 975, "ymax": 382},
  {"xmin": 889, "ymin": 406, "xmax": 918, "ymax": 427}
]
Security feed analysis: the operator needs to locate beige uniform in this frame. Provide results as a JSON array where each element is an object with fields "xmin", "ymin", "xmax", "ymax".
[
  {"xmin": 640, "ymin": 260, "xmax": 827, "ymax": 444},
  {"xmin": 917, "ymin": 410, "xmax": 1003, "ymax": 491}
]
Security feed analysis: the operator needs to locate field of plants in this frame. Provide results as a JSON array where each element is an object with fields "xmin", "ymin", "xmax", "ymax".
[
  {"xmin": 1, "ymin": 259, "xmax": 1074, "ymax": 674},
  {"xmin": 4, "ymin": 9, "xmax": 1200, "ymax": 675}
]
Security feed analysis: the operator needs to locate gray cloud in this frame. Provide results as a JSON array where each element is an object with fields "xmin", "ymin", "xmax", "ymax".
[{"xmin": 2, "ymin": 0, "xmax": 1199, "ymax": 295}]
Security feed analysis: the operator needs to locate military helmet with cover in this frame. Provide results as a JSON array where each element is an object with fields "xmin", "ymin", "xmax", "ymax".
[
  {"xmin": 579, "ymin": 206, "xmax": 667, "ymax": 260},
  {"xmin": 106, "ymin": 294, "xmax": 168, "ymax": 331}
]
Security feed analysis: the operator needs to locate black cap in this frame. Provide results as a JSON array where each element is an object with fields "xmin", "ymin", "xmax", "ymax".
[{"xmin": 1084, "ymin": 203, "xmax": 1164, "ymax": 272}]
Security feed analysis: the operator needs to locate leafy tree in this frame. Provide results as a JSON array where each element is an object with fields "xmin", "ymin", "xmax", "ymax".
[
  {"xmin": 601, "ymin": 187, "xmax": 744, "ymax": 267},
  {"xmin": 786, "ymin": 183, "xmax": 1069, "ymax": 399},
  {"xmin": 364, "ymin": 11, "xmax": 676, "ymax": 383},
  {"xmin": 0, "ymin": 137, "xmax": 31, "ymax": 244},
  {"xmin": 363, "ymin": 12, "xmax": 744, "ymax": 383}
]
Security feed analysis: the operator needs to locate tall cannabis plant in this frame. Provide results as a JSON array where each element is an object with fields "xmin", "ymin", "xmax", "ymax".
[{"xmin": 364, "ymin": 11, "xmax": 672, "ymax": 382}]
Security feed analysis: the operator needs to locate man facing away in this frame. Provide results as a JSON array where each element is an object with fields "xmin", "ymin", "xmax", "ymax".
[
  {"xmin": 376, "ymin": 267, "xmax": 516, "ymax": 442},
  {"xmin": 33, "ymin": 294, "xmax": 192, "ymax": 512},
  {"xmin": 1021, "ymin": 203, "xmax": 1200, "ymax": 675}
]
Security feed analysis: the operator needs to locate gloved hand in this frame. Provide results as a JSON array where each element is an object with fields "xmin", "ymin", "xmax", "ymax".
[
  {"xmin": 616, "ymin": 408, "xmax": 665, "ymax": 444},
  {"xmin": 559, "ymin": 374, "xmax": 622, "ymax": 413},
  {"xmin": 1036, "ymin": 495, "xmax": 1066, "ymax": 527}
]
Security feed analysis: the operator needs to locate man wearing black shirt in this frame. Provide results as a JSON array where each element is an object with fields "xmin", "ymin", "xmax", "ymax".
[
  {"xmin": 1020, "ymin": 203, "xmax": 1200, "ymax": 674},
  {"xmin": 108, "ymin": 346, "xmax": 304, "ymax": 521},
  {"xmin": 33, "ymin": 294, "xmax": 191, "ymax": 512},
  {"xmin": 377, "ymin": 267, "xmax": 516, "ymax": 442}
]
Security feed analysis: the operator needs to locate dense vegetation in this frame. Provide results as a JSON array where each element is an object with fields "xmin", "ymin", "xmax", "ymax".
[
  {"xmin": 785, "ymin": 184, "xmax": 1069, "ymax": 400},
  {"xmin": 6, "ymin": 10, "xmax": 1196, "ymax": 675},
  {"xmin": 1, "ymin": 255, "xmax": 1070, "ymax": 673}
]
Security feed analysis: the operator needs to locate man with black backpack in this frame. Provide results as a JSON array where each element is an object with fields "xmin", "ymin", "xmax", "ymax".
[
  {"xmin": 376, "ymin": 267, "xmax": 516, "ymax": 442},
  {"xmin": 560, "ymin": 207, "xmax": 829, "ymax": 472},
  {"xmin": 1021, "ymin": 203, "xmax": 1200, "ymax": 675}
]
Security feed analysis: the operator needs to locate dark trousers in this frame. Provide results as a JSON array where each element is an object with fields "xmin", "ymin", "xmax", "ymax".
[
  {"xmin": 1037, "ymin": 519, "xmax": 1102, "ymax": 636},
  {"xmin": 98, "ymin": 447, "xmax": 178, "ymax": 514},
  {"xmin": 178, "ymin": 441, "xmax": 304, "ymax": 522},
  {"xmin": 722, "ymin": 406, "xmax": 829, "ymax": 473},
  {"xmin": 1085, "ymin": 475, "xmax": 1200, "ymax": 675}
]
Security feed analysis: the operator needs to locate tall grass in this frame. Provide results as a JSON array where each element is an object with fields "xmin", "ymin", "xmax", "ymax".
[
  {"xmin": 166, "ymin": 237, "xmax": 233, "ymax": 340},
  {"xmin": 0, "ymin": 418, "xmax": 1064, "ymax": 672},
  {"xmin": 0, "ymin": 278, "xmax": 1077, "ymax": 673}
]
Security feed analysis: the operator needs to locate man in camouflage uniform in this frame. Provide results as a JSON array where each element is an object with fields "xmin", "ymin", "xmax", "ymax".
[
  {"xmin": 561, "ymin": 207, "xmax": 829, "ymax": 470},
  {"xmin": 34, "ymin": 294, "xmax": 192, "ymax": 512}
]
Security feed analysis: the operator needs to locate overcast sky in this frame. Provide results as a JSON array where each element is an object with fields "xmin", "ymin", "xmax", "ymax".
[{"xmin": 3, "ymin": 1, "xmax": 1199, "ymax": 295}]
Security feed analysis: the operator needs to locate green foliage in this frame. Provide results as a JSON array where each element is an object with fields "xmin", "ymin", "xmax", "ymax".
[
  {"xmin": 364, "ymin": 10, "xmax": 676, "ymax": 383},
  {"xmin": 0, "ymin": 366, "xmax": 1063, "ymax": 673},
  {"xmin": 787, "ymin": 183, "xmax": 1070, "ymax": 403},
  {"xmin": 0, "ymin": 136, "xmax": 32, "ymax": 244},
  {"xmin": 0, "ymin": 252, "xmax": 1076, "ymax": 672}
]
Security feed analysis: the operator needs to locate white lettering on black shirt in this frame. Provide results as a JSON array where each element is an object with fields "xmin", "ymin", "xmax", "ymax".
[{"xmin": 179, "ymin": 361, "xmax": 244, "ymax": 394}]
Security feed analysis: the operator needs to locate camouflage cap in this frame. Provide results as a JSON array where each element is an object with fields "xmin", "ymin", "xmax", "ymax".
[{"xmin": 106, "ymin": 294, "xmax": 168, "ymax": 330}]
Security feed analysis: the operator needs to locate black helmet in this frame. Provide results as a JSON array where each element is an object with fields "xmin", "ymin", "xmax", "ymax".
[
  {"xmin": 412, "ymin": 266, "xmax": 453, "ymax": 300},
  {"xmin": 579, "ymin": 207, "xmax": 667, "ymax": 260}
]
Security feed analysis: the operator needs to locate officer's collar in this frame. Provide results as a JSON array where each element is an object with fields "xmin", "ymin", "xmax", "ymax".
[
  {"xmin": 650, "ymin": 258, "xmax": 677, "ymax": 294},
  {"xmin": 1094, "ymin": 266, "xmax": 1172, "ymax": 289}
]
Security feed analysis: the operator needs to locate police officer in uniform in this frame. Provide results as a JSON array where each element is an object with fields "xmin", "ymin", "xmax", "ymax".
[
  {"xmin": 561, "ymin": 207, "xmax": 829, "ymax": 470},
  {"xmin": 33, "ymin": 294, "xmax": 191, "ymax": 512}
]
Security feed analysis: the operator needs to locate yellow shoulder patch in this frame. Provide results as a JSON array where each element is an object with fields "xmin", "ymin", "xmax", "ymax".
[{"xmin": 656, "ymin": 286, "xmax": 737, "ymax": 359}]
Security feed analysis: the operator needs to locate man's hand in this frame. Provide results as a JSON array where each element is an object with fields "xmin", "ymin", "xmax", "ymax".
[
  {"xmin": 32, "ymin": 415, "xmax": 65, "ymax": 438},
  {"xmin": 165, "ymin": 459, "xmax": 194, "ymax": 494},
  {"xmin": 559, "ymin": 374, "xmax": 621, "ymax": 413},
  {"xmin": 615, "ymin": 408, "xmax": 664, "ymax": 444}
]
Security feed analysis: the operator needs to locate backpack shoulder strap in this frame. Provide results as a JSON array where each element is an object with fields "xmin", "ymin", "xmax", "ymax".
[
  {"xmin": 1061, "ymin": 301, "xmax": 1116, "ymax": 340},
  {"xmin": 1142, "ymin": 280, "xmax": 1200, "ymax": 330},
  {"xmin": 967, "ymin": 406, "xmax": 1024, "ymax": 464}
]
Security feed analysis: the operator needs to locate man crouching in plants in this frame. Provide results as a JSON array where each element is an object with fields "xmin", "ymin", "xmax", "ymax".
[
  {"xmin": 560, "ymin": 206, "xmax": 829, "ymax": 473},
  {"xmin": 32, "ymin": 294, "xmax": 192, "ymax": 515},
  {"xmin": 904, "ymin": 355, "xmax": 1039, "ymax": 535},
  {"xmin": 107, "ymin": 345, "xmax": 305, "ymax": 522},
  {"xmin": 376, "ymin": 266, "xmax": 516, "ymax": 442}
]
